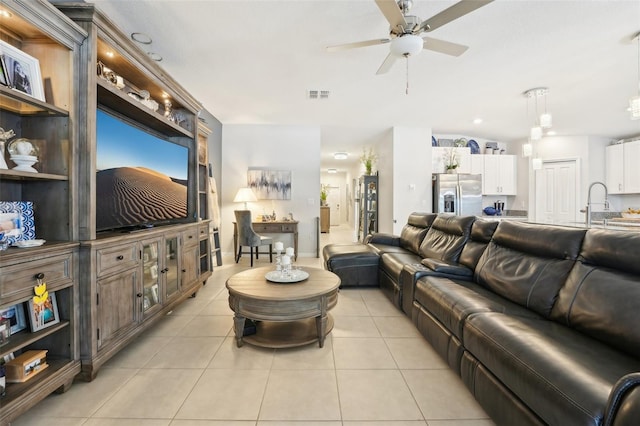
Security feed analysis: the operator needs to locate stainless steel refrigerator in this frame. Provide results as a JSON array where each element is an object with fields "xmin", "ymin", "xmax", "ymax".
[{"xmin": 432, "ymin": 174, "xmax": 483, "ymax": 216}]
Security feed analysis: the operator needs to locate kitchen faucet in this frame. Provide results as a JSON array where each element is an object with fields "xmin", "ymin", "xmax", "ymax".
[{"xmin": 583, "ymin": 181, "xmax": 609, "ymax": 228}]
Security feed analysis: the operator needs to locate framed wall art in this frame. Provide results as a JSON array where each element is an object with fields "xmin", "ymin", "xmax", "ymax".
[
  {"xmin": 0, "ymin": 304, "xmax": 27, "ymax": 334},
  {"xmin": 27, "ymin": 292, "xmax": 60, "ymax": 332},
  {"xmin": 247, "ymin": 168, "xmax": 291, "ymax": 200},
  {"xmin": 0, "ymin": 40, "xmax": 44, "ymax": 101}
]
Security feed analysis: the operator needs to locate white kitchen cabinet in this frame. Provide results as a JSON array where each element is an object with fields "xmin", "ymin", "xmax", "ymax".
[
  {"xmin": 483, "ymin": 155, "xmax": 516, "ymax": 195},
  {"xmin": 470, "ymin": 155, "xmax": 484, "ymax": 175},
  {"xmin": 606, "ymin": 144, "xmax": 624, "ymax": 194},
  {"xmin": 432, "ymin": 147, "xmax": 471, "ymax": 173},
  {"xmin": 606, "ymin": 141, "xmax": 640, "ymax": 194},
  {"xmin": 623, "ymin": 141, "xmax": 640, "ymax": 194}
]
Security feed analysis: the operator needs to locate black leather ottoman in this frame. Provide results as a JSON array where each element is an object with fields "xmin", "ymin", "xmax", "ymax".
[{"xmin": 322, "ymin": 244, "xmax": 379, "ymax": 287}]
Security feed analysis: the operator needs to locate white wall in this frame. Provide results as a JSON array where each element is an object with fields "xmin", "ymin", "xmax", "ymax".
[
  {"xmin": 375, "ymin": 129, "xmax": 394, "ymax": 233},
  {"xmin": 392, "ymin": 127, "xmax": 433, "ymax": 235},
  {"xmin": 221, "ymin": 124, "xmax": 321, "ymax": 257}
]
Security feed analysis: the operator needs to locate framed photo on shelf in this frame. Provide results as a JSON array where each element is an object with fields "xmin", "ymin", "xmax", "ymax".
[
  {"xmin": 0, "ymin": 55, "xmax": 9, "ymax": 87},
  {"xmin": 0, "ymin": 304, "xmax": 27, "ymax": 334},
  {"xmin": 27, "ymin": 292, "xmax": 60, "ymax": 332},
  {"xmin": 0, "ymin": 318, "xmax": 10, "ymax": 346},
  {"xmin": 0, "ymin": 40, "xmax": 45, "ymax": 101}
]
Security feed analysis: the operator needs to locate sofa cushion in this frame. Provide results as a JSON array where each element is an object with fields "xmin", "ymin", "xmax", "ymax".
[
  {"xmin": 551, "ymin": 229, "xmax": 640, "ymax": 358},
  {"xmin": 464, "ymin": 312, "xmax": 640, "ymax": 426},
  {"xmin": 459, "ymin": 219, "xmax": 499, "ymax": 270},
  {"xmin": 399, "ymin": 212, "xmax": 437, "ymax": 254},
  {"xmin": 420, "ymin": 258, "xmax": 473, "ymax": 278},
  {"xmin": 418, "ymin": 214, "xmax": 475, "ymax": 260},
  {"xmin": 380, "ymin": 251, "xmax": 423, "ymax": 283},
  {"xmin": 413, "ymin": 276, "xmax": 541, "ymax": 338},
  {"xmin": 474, "ymin": 221, "xmax": 586, "ymax": 317}
]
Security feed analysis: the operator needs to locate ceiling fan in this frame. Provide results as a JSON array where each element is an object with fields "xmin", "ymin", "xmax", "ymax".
[{"xmin": 327, "ymin": 0, "xmax": 493, "ymax": 75}]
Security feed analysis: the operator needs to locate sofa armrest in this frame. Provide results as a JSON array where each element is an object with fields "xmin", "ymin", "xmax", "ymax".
[
  {"xmin": 605, "ymin": 372, "xmax": 640, "ymax": 426},
  {"xmin": 421, "ymin": 258, "xmax": 473, "ymax": 278},
  {"xmin": 366, "ymin": 233, "xmax": 400, "ymax": 246}
]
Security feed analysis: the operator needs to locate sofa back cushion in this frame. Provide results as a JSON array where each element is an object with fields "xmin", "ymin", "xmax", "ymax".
[
  {"xmin": 399, "ymin": 212, "xmax": 437, "ymax": 254},
  {"xmin": 475, "ymin": 221, "xmax": 586, "ymax": 317},
  {"xmin": 418, "ymin": 214, "xmax": 475, "ymax": 261},
  {"xmin": 459, "ymin": 219, "xmax": 499, "ymax": 270},
  {"xmin": 550, "ymin": 229, "xmax": 640, "ymax": 358}
]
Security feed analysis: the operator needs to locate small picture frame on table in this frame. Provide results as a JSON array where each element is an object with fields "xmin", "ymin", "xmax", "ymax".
[
  {"xmin": 27, "ymin": 293, "xmax": 60, "ymax": 332},
  {"xmin": 0, "ymin": 40, "xmax": 44, "ymax": 101},
  {"xmin": 0, "ymin": 304, "xmax": 27, "ymax": 335}
]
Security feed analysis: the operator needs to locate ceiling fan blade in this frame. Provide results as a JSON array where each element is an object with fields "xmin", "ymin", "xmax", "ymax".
[
  {"xmin": 375, "ymin": 0, "xmax": 407, "ymax": 32},
  {"xmin": 422, "ymin": 36, "xmax": 469, "ymax": 57},
  {"xmin": 418, "ymin": 0, "xmax": 493, "ymax": 33},
  {"xmin": 376, "ymin": 52, "xmax": 397, "ymax": 75},
  {"xmin": 326, "ymin": 38, "xmax": 390, "ymax": 52}
]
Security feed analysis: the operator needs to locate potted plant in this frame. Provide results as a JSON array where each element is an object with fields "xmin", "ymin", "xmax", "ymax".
[
  {"xmin": 445, "ymin": 148, "xmax": 459, "ymax": 173},
  {"xmin": 360, "ymin": 147, "xmax": 377, "ymax": 175},
  {"xmin": 320, "ymin": 184, "xmax": 329, "ymax": 206}
]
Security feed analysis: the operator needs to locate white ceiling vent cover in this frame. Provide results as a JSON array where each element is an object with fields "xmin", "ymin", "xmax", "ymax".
[{"xmin": 308, "ymin": 90, "xmax": 330, "ymax": 99}]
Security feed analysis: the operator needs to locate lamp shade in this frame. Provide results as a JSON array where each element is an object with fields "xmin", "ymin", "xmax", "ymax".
[
  {"xmin": 530, "ymin": 126, "xmax": 543, "ymax": 141},
  {"xmin": 234, "ymin": 187, "xmax": 257, "ymax": 209},
  {"xmin": 539, "ymin": 113, "xmax": 553, "ymax": 129},
  {"xmin": 390, "ymin": 34, "xmax": 423, "ymax": 57}
]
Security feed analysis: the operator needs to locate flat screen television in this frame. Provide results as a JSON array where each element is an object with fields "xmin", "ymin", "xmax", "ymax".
[{"xmin": 96, "ymin": 108, "xmax": 192, "ymax": 232}]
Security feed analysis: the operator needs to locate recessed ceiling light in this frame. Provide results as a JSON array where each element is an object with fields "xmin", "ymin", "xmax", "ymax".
[
  {"xmin": 131, "ymin": 32, "xmax": 152, "ymax": 44},
  {"xmin": 333, "ymin": 152, "xmax": 348, "ymax": 160},
  {"xmin": 546, "ymin": 130, "xmax": 557, "ymax": 136},
  {"xmin": 473, "ymin": 118, "xmax": 483, "ymax": 124},
  {"xmin": 147, "ymin": 52, "xmax": 162, "ymax": 62},
  {"xmin": 0, "ymin": 9, "xmax": 13, "ymax": 18},
  {"xmin": 328, "ymin": 168, "xmax": 337, "ymax": 173},
  {"xmin": 105, "ymin": 51, "xmax": 114, "ymax": 58}
]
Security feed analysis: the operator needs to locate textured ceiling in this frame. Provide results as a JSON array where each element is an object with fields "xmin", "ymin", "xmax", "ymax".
[{"xmin": 88, "ymin": 0, "xmax": 640, "ymax": 170}]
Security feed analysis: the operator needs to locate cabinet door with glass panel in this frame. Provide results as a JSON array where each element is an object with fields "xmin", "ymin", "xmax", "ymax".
[
  {"xmin": 163, "ymin": 232, "xmax": 181, "ymax": 301},
  {"xmin": 140, "ymin": 237, "xmax": 163, "ymax": 318}
]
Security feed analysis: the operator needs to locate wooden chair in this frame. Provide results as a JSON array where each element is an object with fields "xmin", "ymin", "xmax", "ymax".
[{"xmin": 234, "ymin": 210, "xmax": 273, "ymax": 267}]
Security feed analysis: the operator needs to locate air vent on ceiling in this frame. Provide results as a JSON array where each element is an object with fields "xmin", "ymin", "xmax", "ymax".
[{"xmin": 308, "ymin": 90, "xmax": 330, "ymax": 100}]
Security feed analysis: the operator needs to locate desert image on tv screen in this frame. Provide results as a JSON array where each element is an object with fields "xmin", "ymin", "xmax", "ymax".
[{"xmin": 96, "ymin": 110, "xmax": 189, "ymax": 231}]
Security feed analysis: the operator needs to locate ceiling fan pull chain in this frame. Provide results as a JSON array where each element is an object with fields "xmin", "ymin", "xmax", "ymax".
[{"xmin": 406, "ymin": 55, "xmax": 410, "ymax": 95}]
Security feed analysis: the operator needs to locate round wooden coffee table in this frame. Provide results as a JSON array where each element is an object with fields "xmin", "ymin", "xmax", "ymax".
[{"xmin": 226, "ymin": 266, "xmax": 340, "ymax": 348}]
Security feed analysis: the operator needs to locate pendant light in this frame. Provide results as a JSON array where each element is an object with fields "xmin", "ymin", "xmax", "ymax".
[{"xmin": 630, "ymin": 31, "xmax": 640, "ymax": 120}]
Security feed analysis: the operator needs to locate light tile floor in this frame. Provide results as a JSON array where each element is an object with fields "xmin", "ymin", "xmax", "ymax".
[{"xmin": 12, "ymin": 223, "xmax": 494, "ymax": 426}]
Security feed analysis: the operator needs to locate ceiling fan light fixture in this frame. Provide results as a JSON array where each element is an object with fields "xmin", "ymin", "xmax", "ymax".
[{"xmin": 390, "ymin": 34, "xmax": 423, "ymax": 57}]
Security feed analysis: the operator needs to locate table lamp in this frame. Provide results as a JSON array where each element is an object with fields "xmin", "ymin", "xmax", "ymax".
[{"xmin": 234, "ymin": 187, "xmax": 257, "ymax": 209}]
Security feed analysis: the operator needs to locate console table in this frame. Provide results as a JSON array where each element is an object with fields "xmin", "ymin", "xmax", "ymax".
[{"xmin": 233, "ymin": 220, "xmax": 299, "ymax": 260}]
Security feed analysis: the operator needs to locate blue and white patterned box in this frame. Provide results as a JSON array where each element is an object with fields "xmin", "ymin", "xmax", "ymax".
[{"xmin": 0, "ymin": 201, "xmax": 36, "ymax": 245}]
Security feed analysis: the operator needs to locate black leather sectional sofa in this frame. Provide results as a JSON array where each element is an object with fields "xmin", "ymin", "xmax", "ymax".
[{"xmin": 322, "ymin": 213, "xmax": 640, "ymax": 426}]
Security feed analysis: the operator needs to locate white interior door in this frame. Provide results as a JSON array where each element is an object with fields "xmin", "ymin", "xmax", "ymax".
[
  {"xmin": 535, "ymin": 160, "xmax": 577, "ymax": 224},
  {"xmin": 327, "ymin": 186, "xmax": 341, "ymax": 225}
]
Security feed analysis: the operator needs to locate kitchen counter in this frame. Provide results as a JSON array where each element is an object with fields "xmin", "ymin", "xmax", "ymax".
[{"xmin": 540, "ymin": 220, "xmax": 640, "ymax": 232}]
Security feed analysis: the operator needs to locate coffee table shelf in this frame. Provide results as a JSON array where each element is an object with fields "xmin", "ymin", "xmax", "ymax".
[{"xmin": 226, "ymin": 266, "xmax": 340, "ymax": 348}]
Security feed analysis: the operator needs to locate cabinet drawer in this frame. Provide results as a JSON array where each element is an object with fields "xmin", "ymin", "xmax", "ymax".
[
  {"xmin": 198, "ymin": 224, "xmax": 209, "ymax": 238},
  {"xmin": 97, "ymin": 244, "xmax": 138, "ymax": 278},
  {"xmin": 0, "ymin": 253, "xmax": 74, "ymax": 304},
  {"xmin": 281, "ymin": 224, "xmax": 296, "ymax": 232},
  {"xmin": 253, "ymin": 223, "xmax": 281, "ymax": 233},
  {"xmin": 182, "ymin": 227, "xmax": 199, "ymax": 247}
]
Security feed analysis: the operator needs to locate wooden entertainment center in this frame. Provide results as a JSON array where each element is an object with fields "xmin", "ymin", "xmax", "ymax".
[{"xmin": 0, "ymin": 1, "xmax": 213, "ymax": 422}]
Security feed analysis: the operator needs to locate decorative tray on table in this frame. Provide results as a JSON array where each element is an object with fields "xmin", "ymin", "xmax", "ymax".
[{"xmin": 265, "ymin": 270, "xmax": 309, "ymax": 283}]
